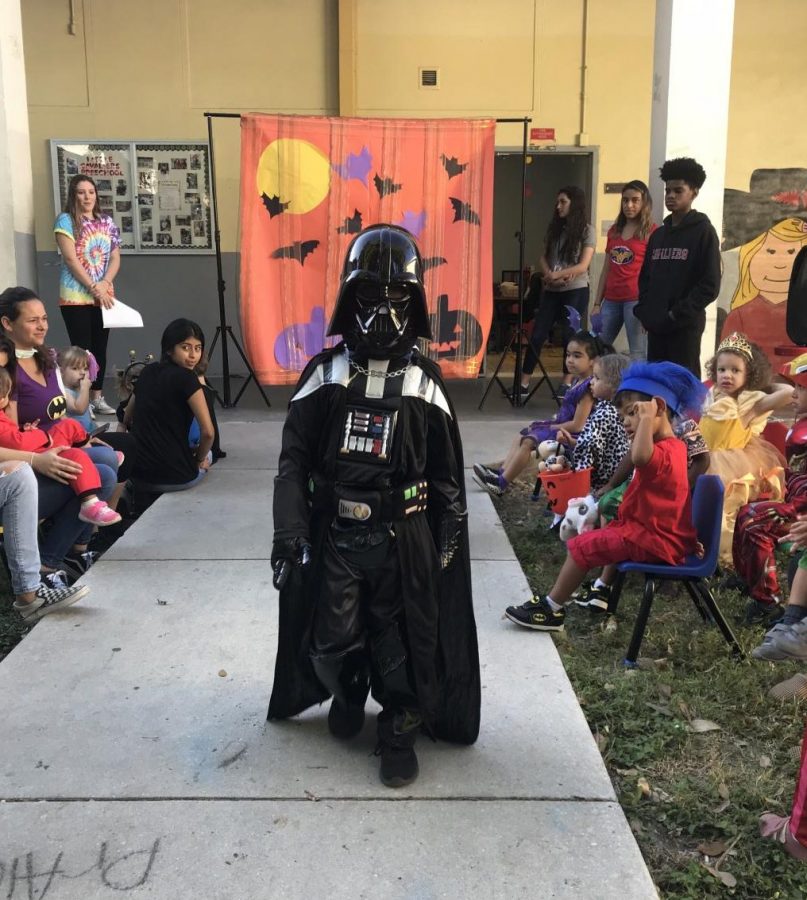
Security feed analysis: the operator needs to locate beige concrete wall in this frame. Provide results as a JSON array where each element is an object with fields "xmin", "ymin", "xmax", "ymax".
[
  {"xmin": 23, "ymin": 0, "xmax": 338, "ymax": 253},
  {"xmin": 726, "ymin": 0, "xmax": 807, "ymax": 189},
  {"xmin": 21, "ymin": 0, "xmax": 807, "ymax": 260},
  {"xmin": 350, "ymin": 0, "xmax": 656, "ymax": 244}
]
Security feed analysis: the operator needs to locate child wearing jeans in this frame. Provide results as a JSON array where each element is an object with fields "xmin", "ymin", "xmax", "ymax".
[
  {"xmin": 0, "ymin": 368, "xmax": 120, "ymax": 526},
  {"xmin": 504, "ymin": 361, "xmax": 703, "ymax": 631}
]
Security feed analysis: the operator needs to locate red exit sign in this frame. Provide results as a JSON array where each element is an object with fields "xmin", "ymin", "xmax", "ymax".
[{"xmin": 530, "ymin": 127, "xmax": 555, "ymax": 141}]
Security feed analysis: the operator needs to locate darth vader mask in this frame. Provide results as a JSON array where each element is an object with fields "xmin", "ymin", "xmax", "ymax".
[
  {"xmin": 349, "ymin": 282, "xmax": 415, "ymax": 356},
  {"xmin": 327, "ymin": 225, "xmax": 431, "ymax": 359}
]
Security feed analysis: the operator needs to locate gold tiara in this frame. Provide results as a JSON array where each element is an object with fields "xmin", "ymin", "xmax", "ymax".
[{"xmin": 717, "ymin": 331, "xmax": 753, "ymax": 361}]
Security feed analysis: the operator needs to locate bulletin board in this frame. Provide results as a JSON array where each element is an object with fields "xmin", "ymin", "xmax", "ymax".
[{"xmin": 50, "ymin": 139, "xmax": 214, "ymax": 254}]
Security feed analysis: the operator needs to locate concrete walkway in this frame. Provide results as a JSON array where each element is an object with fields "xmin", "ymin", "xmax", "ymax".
[{"xmin": 0, "ymin": 395, "xmax": 658, "ymax": 898}]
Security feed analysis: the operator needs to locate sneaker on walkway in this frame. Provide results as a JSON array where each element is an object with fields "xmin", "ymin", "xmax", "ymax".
[
  {"xmin": 751, "ymin": 623, "xmax": 794, "ymax": 661},
  {"xmin": 505, "ymin": 595, "xmax": 565, "ymax": 631},
  {"xmin": 63, "ymin": 548, "xmax": 101, "ymax": 576},
  {"xmin": 376, "ymin": 711, "xmax": 420, "ymax": 788},
  {"xmin": 472, "ymin": 462, "xmax": 499, "ymax": 484},
  {"xmin": 90, "ymin": 396, "xmax": 116, "ymax": 415},
  {"xmin": 745, "ymin": 599, "xmax": 784, "ymax": 627},
  {"xmin": 15, "ymin": 580, "xmax": 89, "ymax": 622},
  {"xmin": 574, "ymin": 582, "xmax": 611, "ymax": 612},
  {"xmin": 758, "ymin": 619, "xmax": 807, "ymax": 661},
  {"xmin": 472, "ymin": 468, "xmax": 506, "ymax": 497},
  {"xmin": 40, "ymin": 569, "xmax": 73, "ymax": 591},
  {"xmin": 507, "ymin": 385, "xmax": 531, "ymax": 403},
  {"xmin": 79, "ymin": 499, "xmax": 122, "ymax": 526},
  {"xmin": 328, "ymin": 699, "xmax": 366, "ymax": 740}
]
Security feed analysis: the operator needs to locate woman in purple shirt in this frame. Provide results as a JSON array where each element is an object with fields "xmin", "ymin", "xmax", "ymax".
[{"xmin": 0, "ymin": 286, "xmax": 116, "ymax": 579}]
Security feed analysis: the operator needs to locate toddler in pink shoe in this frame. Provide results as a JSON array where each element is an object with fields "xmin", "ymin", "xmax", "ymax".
[{"xmin": 0, "ymin": 367, "xmax": 120, "ymax": 526}]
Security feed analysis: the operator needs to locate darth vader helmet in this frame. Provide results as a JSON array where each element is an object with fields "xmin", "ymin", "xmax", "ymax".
[{"xmin": 327, "ymin": 224, "xmax": 432, "ymax": 358}]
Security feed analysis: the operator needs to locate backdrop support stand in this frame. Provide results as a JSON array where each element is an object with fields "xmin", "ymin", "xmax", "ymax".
[
  {"xmin": 478, "ymin": 117, "xmax": 558, "ymax": 411},
  {"xmin": 204, "ymin": 112, "xmax": 270, "ymax": 410}
]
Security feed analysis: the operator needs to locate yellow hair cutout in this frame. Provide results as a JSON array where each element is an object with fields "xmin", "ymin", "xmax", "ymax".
[{"xmin": 731, "ymin": 217, "xmax": 807, "ymax": 311}]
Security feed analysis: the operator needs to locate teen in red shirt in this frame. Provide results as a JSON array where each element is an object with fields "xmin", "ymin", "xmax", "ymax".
[{"xmin": 593, "ymin": 180, "xmax": 656, "ymax": 361}]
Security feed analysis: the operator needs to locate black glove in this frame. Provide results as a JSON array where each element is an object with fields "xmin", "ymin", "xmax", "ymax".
[
  {"xmin": 437, "ymin": 513, "xmax": 466, "ymax": 571},
  {"xmin": 271, "ymin": 537, "xmax": 312, "ymax": 590}
]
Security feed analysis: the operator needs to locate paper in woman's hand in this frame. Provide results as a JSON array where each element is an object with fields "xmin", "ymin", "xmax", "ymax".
[{"xmin": 101, "ymin": 298, "xmax": 144, "ymax": 329}]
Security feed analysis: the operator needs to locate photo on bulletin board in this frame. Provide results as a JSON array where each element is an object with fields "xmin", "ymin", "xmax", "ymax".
[
  {"xmin": 134, "ymin": 142, "xmax": 213, "ymax": 253},
  {"xmin": 50, "ymin": 139, "xmax": 214, "ymax": 254},
  {"xmin": 51, "ymin": 141, "xmax": 136, "ymax": 250}
]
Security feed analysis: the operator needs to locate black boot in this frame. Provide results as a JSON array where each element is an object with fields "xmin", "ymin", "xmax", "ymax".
[
  {"xmin": 328, "ymin": 699, "xmax": 365, "ymax": 739},
  {"xmin": 376, "ymin": 710, "xmax": 420, "ymax": 788},
  {"xmin": 311, "ymin": 654, "xmax": 368, "ymax": 740}
]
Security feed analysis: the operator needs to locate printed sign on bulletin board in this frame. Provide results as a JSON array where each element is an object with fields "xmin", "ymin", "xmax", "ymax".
[{"xmin": 50, "ymin": 140, "xmax": 214, "ymax": 254}]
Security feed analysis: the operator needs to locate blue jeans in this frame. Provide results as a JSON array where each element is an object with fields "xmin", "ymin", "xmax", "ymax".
[
  {"xmin": 599, "ymin": 299, "xmax": 646, "ymax": 361},
  {"xmin": 0, "ymin": 462, "xmax": 42, "ymax": 595},
  {"xmin": 37, "ymin": 463, "xmax": 116, "ymax": 568},
  {"xmin": 85, "ymin": 444, "xmax": 121, "ymax": 479}
]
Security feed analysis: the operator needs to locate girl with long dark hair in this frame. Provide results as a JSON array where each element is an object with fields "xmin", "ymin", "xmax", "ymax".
[
  {"xmin": 125, "ymin": 318, "xmax": 215, "ymax": 491},
  {"xmin": 519, "ymin": 186, "xmax": 595, "ymax": 397},
  {"xmin": 593, "ymin": 180, "xmax": 656, "ymax": 360}
]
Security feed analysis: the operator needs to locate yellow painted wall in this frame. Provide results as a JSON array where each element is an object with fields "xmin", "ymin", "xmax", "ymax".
[
  {"xmin": 350, "ymin": 0, "xmax": 656, "ymax": 244},
  {"xmin": 22, "ymin": 0, "xmax": 338, "ymax": 252},
  {"xmin": 23, "ymin": 0, "xmax": 806, "ymax": 260},
  {"xmin": 725, "ymin": 0, "xmax": 807, "ymax": 190}
]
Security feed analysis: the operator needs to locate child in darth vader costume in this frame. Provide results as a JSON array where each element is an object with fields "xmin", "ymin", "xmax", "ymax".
[{"xmin": 268, "ymin": 224, "xmax": 480, "ymax": 787}]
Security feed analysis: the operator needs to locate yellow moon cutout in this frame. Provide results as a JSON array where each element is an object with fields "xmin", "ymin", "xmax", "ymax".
[{"xmin": 256, "ymin": 138, "xmax": 331, "ymax": 215}]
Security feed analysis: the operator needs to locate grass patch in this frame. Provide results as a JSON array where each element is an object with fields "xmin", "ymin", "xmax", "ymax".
[
  {"xmin": 495, "ymin": 479, "xmax": 807, "ymax": 899},
  {"xmin": 0, "ymin": 566, "xmax": 27, "ymax": 663}
]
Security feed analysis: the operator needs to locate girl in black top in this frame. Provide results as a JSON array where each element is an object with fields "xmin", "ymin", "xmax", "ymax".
[{"xmin": 125, "ymin": 319, "xmax": 215, "ymax": 490}]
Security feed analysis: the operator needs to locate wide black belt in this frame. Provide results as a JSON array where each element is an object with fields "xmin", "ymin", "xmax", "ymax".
[{"xmin": 309, "ymin": 476, "xmax": 428, "ymax": 524}]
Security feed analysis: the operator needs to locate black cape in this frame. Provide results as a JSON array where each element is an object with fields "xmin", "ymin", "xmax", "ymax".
[{"xmin": 267, "ymin": 346, "xmax": 481, "ymax": 744}]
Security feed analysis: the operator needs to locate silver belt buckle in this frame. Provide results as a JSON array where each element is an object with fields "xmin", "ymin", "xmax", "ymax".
[{"xmin": 338, "ymin": 498, "xmax": 372, "ymax": 522}]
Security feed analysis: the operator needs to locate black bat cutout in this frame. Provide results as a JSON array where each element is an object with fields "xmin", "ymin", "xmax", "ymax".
[
  {"xmin": 261, "ymin": 193, "xmax": 290, "ymax": 217},
  {"xmin": 270, "ymin": 240, "xmax": 320, "ymax": 265},
  {"xmin": 373, "ymin": 173, "xmax": 402, "ymax": 197},
  {"xmin": 440, "ymin": 154, "xmax": 467, "ymax": 179},
  {"xmin": 337, "ymin": 209, "xmax": 363, "ymax": 234},
  {"xmin": 422, "ymin": 256, "xmax": 448, "ymax": 272},
  {"xmin": 449, "ymin": 197, "xmax": 481, "ymax": 225}
]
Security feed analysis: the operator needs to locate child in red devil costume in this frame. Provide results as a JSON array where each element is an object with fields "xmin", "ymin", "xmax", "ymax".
[{"xmin": 732, "ymin": 351, "xmax": 807, "ymax": 626}]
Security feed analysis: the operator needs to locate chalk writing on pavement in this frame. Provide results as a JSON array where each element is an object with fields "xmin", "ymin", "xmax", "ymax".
[{"xmin": 0, "ymin": 837, "xmax": 160, "ymax": 897}]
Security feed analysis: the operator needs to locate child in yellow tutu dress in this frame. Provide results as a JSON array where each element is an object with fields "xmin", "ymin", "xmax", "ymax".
[{"xmin": 701, "ymin": 332, "xmax": 792, "ymax": 563}]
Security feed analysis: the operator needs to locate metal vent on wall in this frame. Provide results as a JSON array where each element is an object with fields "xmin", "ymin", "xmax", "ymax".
[{"xmin": 419, "ymin": 68, "xmax": 439, "ymax": 89}]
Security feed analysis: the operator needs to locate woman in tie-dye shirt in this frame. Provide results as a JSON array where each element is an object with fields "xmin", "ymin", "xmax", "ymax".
[{"xmin": 54, "ymin": 174, "xmax": 121, "ymax": 416}]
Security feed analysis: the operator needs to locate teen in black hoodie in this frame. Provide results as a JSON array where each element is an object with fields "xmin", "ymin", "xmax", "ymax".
[{"xmin": 634, "ymin": 158, "xmax": 721, "ymax": 377}]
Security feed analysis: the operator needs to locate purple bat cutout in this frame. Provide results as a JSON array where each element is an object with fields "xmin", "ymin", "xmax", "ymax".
[
  {"xmin": 397, "ymin": 209, "xmax": 427, "ymax": 238},
  {"xmin": 589, "ymin": 311, "xmax": 603, "ymax": 335},
  {"xmin": 331, "ymin": 146, "xmax": 372, "ymax": 185},
  {"xmin": 565, "ymin": 305, "xmax": 582, "ymax": 333},
  {"xmin": 274, "ymin": 306, "xmax": 327, "ymax": 370}
]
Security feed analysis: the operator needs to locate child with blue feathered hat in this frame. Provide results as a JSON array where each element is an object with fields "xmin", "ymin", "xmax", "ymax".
[{"xmin": 504, "ymin": 361, "xmax": 707, "ymax": 632}]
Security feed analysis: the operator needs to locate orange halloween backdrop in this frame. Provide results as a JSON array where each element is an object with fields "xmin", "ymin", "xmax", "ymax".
[{"xmin": 239, "ymin": 114, "xmax": 494, "ymax": 384}]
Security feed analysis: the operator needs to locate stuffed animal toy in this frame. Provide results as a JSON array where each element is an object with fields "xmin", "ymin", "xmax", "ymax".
[
  {"xmin": 559, "ymin": 494, "xmax": 599, "ymax": 542},
  {"xmin": 536, "ymin": 440, "xmax": 566, "ymax": 473},
  {"xmin": 544, "ymin": 454, "xmax": 570, "ymax": 473}
]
